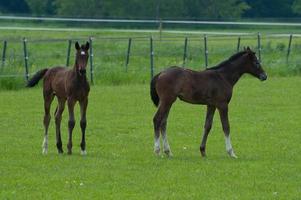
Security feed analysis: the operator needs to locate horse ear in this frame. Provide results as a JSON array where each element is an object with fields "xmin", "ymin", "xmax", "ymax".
[
  {"xmin": 85, "ymin": 42, "xmax": 90, "ymax": 50},
  {"xmin": 243, "ymin": 46, "xmax": 246, "ymax": 51},
  {"xmin": 246, "ymin": 46, "xmax": 251, "ymax": 51},
  {"xmin": 75, "ymin": 42, "xmax": 80, "ymax": 50}
]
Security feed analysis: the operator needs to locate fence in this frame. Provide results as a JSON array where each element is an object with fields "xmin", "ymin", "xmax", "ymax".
[{"xmin": 0, "ymin": 33, "xmax": 301, "ymax": 86}]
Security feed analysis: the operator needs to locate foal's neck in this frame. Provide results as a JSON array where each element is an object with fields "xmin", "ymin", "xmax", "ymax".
[
  {"xmin": 72, "ymin": 65, "xmax": 88, "ymax": 82},
  {"xmin": 218, "ymin": 59, "xmax": 247, "ymax": 86}
]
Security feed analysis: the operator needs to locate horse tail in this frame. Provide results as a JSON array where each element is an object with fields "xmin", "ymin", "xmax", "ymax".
[
  {"xmin": 150, "ymin": 73, "xmax": 160, "ymax": 107},
  {"xmin": 26, "ymin": 68, "xmax": 48, "ymax": 87}
]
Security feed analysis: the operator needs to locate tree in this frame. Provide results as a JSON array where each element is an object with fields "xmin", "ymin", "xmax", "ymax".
[
  {"xmin": 197, "ymin": 0, "xmax": 250, "ymax": 19},
  {"xmin": 244, "ymin": 0, "xmax": 295, "ymax": 18},
  {"xmin": 292, "ymin": 0, "xmax": 301, "ymax": 14},
  {"xmin": 25, "ymin": 0, "xmax": 56, "ymax": 15},
  {"xmin": 0, "ymin": 0, "xmax": 29, "ymax": 14},
  {"xmin": 55, "ymin": 0, "xmax": 104, "ymax": 17}
]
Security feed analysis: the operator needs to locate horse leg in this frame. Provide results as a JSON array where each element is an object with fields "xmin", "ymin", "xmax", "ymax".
[
  {"xmin": 218, "ymin": 104, "xmax": 237, "ymax": 158},
  {"xmin": 79, "ymin": 98, "xmax": 88, "ymax": 155},
  {"xmin": 153, "ymin": 108, "xmax": 162, "ymax": 155},
  {"xmin": 200, "ymin": 105, "xmax": 216, "ymax": 157},
  {"xmin": 153, "ymin": 99, "xmax": 174, "ymax": 156},
  {"xmin": 42, "ymin": 93, "xmax": 54, "ymax": 154},
  {"xmin": 55, "ymin": 98, "xmax": 66, "ymax": 154},
  {"xmin": 67, "ymin": 98, "xmax": 76, "ymax": 155},
  {"xmin": 161, "ymin": 103, "xmax": 173, "ymax": 157}
]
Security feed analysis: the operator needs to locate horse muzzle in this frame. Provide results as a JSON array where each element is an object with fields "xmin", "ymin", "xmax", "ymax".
[
  {"xmin": 259, "ymin": 73, "xmax": 267, "ymax": 81},
  {"xmin": 79, "ymin": 69, "xmax": 86, "ymax": 76}
]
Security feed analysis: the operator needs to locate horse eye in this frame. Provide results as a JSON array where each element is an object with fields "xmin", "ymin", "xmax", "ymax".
[{"xmin": 255, "ymin": 61, "xmax": 260, "ymax": 68}]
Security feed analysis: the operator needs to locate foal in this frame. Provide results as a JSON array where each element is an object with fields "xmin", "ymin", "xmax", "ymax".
[
  {"xmin": 150, "ymin": 47, "xmax": 267, "ymax": 158},
  {"xmin": 27, "ymin": 42, "xmax": 90, "ymax": 155}
]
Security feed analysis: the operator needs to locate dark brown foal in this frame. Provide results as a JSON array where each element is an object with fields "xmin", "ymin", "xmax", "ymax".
[
  {"xmin": 150, "ymin": 47, "xmax": 267, "ymax": 158},
  {"xmin": 27, "ymin": 42, "xmax": 90, "ymax": 155}
]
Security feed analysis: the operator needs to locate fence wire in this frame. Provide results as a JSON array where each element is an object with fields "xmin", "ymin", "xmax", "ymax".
[{"xmin": 0, "ymin": 34, "xmax": 301, "ymax": 85}]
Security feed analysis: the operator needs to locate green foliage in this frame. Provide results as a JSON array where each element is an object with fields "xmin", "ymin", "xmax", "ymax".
[
  {"xmin": 198, "ymin": 0, "xmax": 250, "ymax": 19},
  {"xmin": 292, "ymin": 0, "xmax": 301, "ymax": 14},
  {"xmin": 0, "ymin": 0, "xmax": 29, "ymax": 14},
  {"xmin": 55, "ymin": 0, "xmax": 104, "ymax": 17},
  {"xmin": 55, "ymin": 0, "xmax": 249, "ymax": 19},
  {"xmin": 244, "ymin": 0, "xmax": 296, "ymax": 17},
  {"xmin": 1, "ymin": 78, "xmax": 301, "ymax": 199},
  {"xmin": 25, "ymin": 0, "xmax": 56, "ymax": 15},
  {"xmin": 3, "ymin": 0, "xmax": 301, "ymax": 19}
]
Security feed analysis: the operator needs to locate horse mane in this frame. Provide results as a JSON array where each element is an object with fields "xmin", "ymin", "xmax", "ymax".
[{"xmin": 206, "ymin": 51, "xmax": 247, "ymax": 71}]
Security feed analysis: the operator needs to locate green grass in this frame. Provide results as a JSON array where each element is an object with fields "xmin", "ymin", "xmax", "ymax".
[{"xmin": 1, "ymin": 77, "xmax": 301, "ymax": 199}]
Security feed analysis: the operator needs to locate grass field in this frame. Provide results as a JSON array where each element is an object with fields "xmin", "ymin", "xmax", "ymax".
[{"xmin": 1, "ymin": 76, "xmax": 300, "ymax": 199}]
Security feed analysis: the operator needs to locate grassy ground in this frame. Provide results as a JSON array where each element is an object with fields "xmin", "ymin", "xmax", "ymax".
[{"xmin": 1, "ymin": 76, "xmax": 300, "ymax": 199}]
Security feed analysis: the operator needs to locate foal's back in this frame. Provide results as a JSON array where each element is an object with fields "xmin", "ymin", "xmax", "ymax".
[{"xmin": 156, "ymin": 66, "xmax": 231, "ymax": 105}]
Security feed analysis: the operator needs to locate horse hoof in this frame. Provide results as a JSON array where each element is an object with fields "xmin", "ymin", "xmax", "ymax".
[
  {"xmin": 164, "ymin": 150, "xmax": 173, "ymax": 158},
  {"xmin": 42, "ymin": 148, "xmax": 48, "ymax": 155},
  {"xmin": 81, "ymin": 150, "xmax": 87, "ymax": 156},
  {"xmin": 230, "ymin": 153, "xmax": 238, "ymax": 159},
  {"xmin": 200, "ymin": 146, "xmax": 206, "ymax": 157},
  {"xmin": 154, "ymin": 148, "xmax": 160, "ymax": 156},
  {"xmin": 227, "ymin": 149, "xmax": 238, "ymax": 159}
]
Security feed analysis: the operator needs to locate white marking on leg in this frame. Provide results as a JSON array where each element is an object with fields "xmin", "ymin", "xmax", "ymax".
[
  {"xmin": 154, "ymin": 137, "xmax": 160, "ymax": 155},
  {"xmin": 162, "ymin": 132, "xmax": 172, "ymax": 157},
  {"xmin": 42, "ymin": 135, "xmax": 48, "ymax": 154},
  {"xmin": 81, "ymin": 150, "xmax": 87, "ymax": 156},
  {"xmin": 225, "ymin": 135, "xmax": 232, "ymax": 152},
  {"xmin": 225, "ymin": 135, "xmax": 237, "ymax": 158}
]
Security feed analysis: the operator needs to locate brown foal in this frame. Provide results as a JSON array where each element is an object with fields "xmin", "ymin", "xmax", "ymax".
[
  {"xmin": 27, "ymin": 42, "xmax": 90, "ymax": 155},
  {"xmin": 150, "ymin": 47, "xmax": 267, "ymax": 158}
]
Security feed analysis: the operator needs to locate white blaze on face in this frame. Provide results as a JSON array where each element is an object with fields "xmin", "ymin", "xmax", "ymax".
[{"xmin": 81, "ymin": 51, "xmax": 86, "ymax": 55}]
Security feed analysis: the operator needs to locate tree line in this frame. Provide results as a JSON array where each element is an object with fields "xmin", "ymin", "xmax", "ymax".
[{"xmin": 0, "ymin": 0, "xmax": 301, "ymax": 19}]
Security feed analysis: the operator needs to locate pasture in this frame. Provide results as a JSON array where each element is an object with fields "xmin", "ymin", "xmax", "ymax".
[{"xmin": 1, "ymin": 77, "xmax": 301, "ymax": 199}]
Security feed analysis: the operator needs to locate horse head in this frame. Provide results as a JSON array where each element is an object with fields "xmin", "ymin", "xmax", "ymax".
[
  {"xmin": 244, "ymin": 46, "xmax": 267, "ymax": 81},
  {"xmin": 75, "ymin": 41, "xmax": 90, "ymax": 76}
]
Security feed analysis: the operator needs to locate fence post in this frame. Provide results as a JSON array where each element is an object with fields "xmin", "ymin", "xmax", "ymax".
[
  {"xmin": 89, "ymin": 37, "xmax": 94, "ymax": 85},
  {"xmin": 182, "ymin": 37, "xmax": 188, "ymax": 67},
  {"xmin": 159, "ymin": 19, "xmax": 163, "ymax": 40},
  {"xmin": 66, "ymin": 39, "xmax": 72, "ymax": 66},
  {"xmin": 2, "ymin": 40, "xmax": 7, "ymax": 68},
  {"xmin": 125, "ymin": 38, "xmax": 132, "ymax": 72},
  {"xmin": 257, "ymin": 33, "xmax": 262, "ymax": 63},
  {"xmin": 204, "ymin": 34, "xmax": 208, "ymax": 68},
  {"xmin": 23, "ymin": 38, "xmax": 29, "ymax": 81},
  {"xmin": 237, "ymin": 36, "xmax": 241, "ymax": 52},
  {"xmin": 150, "ymin": 37, "xmax": 154, "ymax": 79},
  {"xmin": 286, "ymin": 34, "xmax": 293, "ymax": 64}
]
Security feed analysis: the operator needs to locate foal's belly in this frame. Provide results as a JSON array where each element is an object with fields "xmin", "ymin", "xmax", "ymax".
[
  {"xmin": 178, "ymin": 95, "xmax": 211, "ymax": 105},
  {"xmin": 178, "ymin": 93, "xmax": 210, "ymax": 105}
]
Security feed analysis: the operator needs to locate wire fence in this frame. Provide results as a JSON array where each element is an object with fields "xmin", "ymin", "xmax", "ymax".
[{"xmin": 0, "ymin": 33, "xmax": 301, "ymax": 86}]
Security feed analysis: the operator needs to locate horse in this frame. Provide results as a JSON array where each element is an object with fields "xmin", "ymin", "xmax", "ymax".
[
  {"xmin": 27, "ymin": 42, "xmax": 90, "ymax": 155},
  {"xmin": 150, "ymin": 47, "xmax": 267, "ymax": 158}
]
